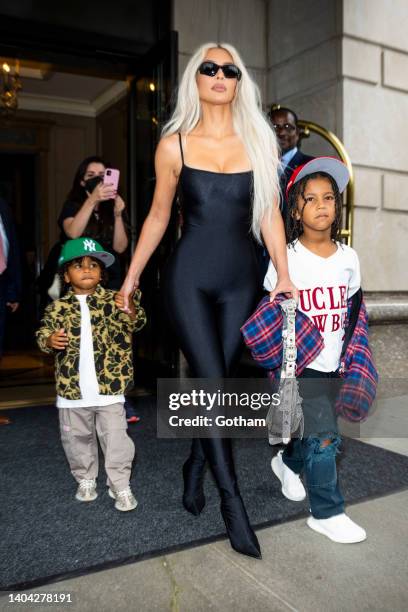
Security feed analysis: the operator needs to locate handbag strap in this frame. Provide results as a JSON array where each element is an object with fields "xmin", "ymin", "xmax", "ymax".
[{"xmin": 280, "ymin": 298, "xmax": 297, "ymax": 378}]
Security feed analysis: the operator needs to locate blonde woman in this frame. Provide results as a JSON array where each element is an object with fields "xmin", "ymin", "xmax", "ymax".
[{"xmin": 120, "ymin": 43, "xmax": 296, "ymax": 559}]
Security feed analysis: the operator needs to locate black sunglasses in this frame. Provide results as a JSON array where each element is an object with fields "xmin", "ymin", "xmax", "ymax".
[{"xmin": 198, "ymin": 61, "xmax": 242, "ymax": 81}]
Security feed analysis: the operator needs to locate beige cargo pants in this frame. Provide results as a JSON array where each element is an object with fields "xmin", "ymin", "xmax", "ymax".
[{"xmin": 59, "ymin": 402, "xmax": 135, "ymax": 492}]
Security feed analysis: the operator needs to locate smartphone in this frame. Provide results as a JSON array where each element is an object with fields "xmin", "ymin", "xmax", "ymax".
[{"xmin": 103, "ymin": 168, "xmax": 120, "ymax": 192}]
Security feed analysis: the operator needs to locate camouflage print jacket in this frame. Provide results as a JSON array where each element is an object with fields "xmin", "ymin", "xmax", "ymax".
[{"xmin": 36, "ymin": 285, "xmax": 146, "ymax": 400}]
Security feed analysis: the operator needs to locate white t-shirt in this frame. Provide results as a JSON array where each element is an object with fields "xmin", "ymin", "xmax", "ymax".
[
  {"xmin": 264, "ymin": 240, "xmax": 361, "ymax": 372},
  {"xmin": 57, "ymin": 294, "xmax": 125, "ymax": 408}
]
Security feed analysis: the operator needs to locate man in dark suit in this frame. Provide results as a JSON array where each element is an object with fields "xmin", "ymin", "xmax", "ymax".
[
  {"xmin": 269, "ymin": 105, "xmax": 314, "ymax": 223},
  {"xmin": 0, "ymin": 197, "xmax": 21, "ymax": 424},
  {"xmin": 255, "ymin": 105, "xmax": 314, "ymax": 280}
]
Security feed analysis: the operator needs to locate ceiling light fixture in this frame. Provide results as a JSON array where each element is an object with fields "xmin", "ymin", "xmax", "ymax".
[{"xmin": 1, "ymin": 59, "xmax": 22, "ymax": 115}]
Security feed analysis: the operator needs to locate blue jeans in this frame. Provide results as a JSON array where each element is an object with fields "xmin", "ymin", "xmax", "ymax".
[{"xmin": 282, "ymin": 368, "xmax": 345, "ymax": 519}]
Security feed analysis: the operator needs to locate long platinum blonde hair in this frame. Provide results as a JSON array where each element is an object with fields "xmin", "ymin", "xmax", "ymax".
[{"xmin": 161, "ymin": 42, "xmax": 280, "ymax": 243}]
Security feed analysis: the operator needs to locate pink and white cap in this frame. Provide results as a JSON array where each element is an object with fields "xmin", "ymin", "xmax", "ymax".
[{"xmin": 286, "ymin": 156, "xmax": 350, "ymax": 199}]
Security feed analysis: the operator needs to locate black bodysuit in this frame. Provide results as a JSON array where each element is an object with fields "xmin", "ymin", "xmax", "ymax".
[
  {"xmin": 162, "ymin": 134, "xmax": 262, "ymax": 558},
  {"xmin": 164, "ymin": 135, "xmax": 261, "ymax": 377}
]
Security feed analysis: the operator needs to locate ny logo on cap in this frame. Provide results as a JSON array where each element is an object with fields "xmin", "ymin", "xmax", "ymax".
[{"xmin": 83, "ymin": 239, "xmax": 96, "ymax": 252}]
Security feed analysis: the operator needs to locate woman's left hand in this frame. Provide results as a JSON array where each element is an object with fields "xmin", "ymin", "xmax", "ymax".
[
  {"xmin": 115, "ymin": 292, "xmax": 136, "ymax": 318},
  {"xmin": 114, "ymin": 195, "xmax": 126, "ymax": 215},
  {"xmin": 269, "ymin": 277, "xmax": 299, "ymax": 303}
]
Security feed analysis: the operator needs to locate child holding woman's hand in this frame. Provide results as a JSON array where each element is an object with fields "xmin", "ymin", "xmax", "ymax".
[{"xmin": 36, "ymin": 237, "xmax": 146, "ymax": 511}]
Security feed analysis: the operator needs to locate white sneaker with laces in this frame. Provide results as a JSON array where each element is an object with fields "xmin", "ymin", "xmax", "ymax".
[
  {"xmin": 271, "ymin": 450, "xmax": 306, "ymax": 502},
  {"xmin": 75, "ymin": 479, "xmax": 97, "ymax": 502},
  {"xmin": 109, "ymin": 486, "xmax": 138, "ymax": 511},
  {"xmin": 307, "ymin": 513, "xmax": 367, "ymax": 543}
]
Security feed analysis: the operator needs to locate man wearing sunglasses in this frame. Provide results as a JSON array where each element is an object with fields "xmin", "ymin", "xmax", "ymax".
[{"xmin": 269, "ymin": 104, "xmax": 314, "ymax": 223}]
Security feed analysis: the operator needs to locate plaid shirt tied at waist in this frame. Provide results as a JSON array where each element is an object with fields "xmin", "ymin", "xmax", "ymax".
[{"xmin": 241, "ymin": 292, "xmax": 378, "ymax": 422}]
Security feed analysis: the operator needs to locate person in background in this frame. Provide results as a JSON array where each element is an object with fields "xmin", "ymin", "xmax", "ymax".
[
  {"xmin": 59, "ymin": 156, "xmax": 128, "ymax": 290},
  {"xmin": 254, "ymin": 105, "xmax": 314, "ymax": 279},
  {"xmin": 0, "ymin": 197, "xmax": 21, "ymax": 426},
  {"xmin": 36, "ymin": 238, "xmax": 146, "ymax": 510},
  {"xmin": 269, "ymin": 104, "xmax": 314, "ymax": 223},
  {"xmin": 58, "ymin": 156, "xmax": 139, "ymax": 423}
]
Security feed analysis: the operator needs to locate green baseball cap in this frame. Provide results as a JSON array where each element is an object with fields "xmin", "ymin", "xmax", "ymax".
[{"xmin": 58, "ymin": 238, "xmax": 115, "ymax": 268}]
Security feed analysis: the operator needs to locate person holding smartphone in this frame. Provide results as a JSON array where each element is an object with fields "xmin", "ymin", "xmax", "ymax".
[
  {"xmin": 58, "ymin": 156, "xmax": 128, "ymax": 290},
  {"xmin": 57, "ymin": 157, "xmax": 141, "ymax": 423}
]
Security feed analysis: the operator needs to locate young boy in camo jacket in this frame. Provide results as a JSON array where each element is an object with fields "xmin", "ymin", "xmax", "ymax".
[{"xmin": 36, "ymin": 237, "xmax": 146, "ymax": 511}]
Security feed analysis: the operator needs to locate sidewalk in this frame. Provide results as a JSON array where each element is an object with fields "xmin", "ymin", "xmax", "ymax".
[
  {"xmin": 1, "ymin": 321, "xmax": 407, "ymax": 611},
  {"xmin": 1, "ymin": 456, "xmax": 407, "ymax": 612}
]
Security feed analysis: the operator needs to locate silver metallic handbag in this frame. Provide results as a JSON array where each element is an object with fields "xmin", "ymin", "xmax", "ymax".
[{"xmin": 266, "ymin": 298, "xmax": 304, "ymax": 445}]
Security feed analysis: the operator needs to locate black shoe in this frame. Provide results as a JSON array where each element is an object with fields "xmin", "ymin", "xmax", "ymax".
[
  {"xmin": 221, "ymin": 495, "xmax": 262, "ymax": 559},
  {"xmin": 182, "ymin": 457, "xmax": 206, "ymax": 516}
]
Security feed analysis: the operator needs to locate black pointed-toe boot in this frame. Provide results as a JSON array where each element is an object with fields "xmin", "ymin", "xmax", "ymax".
[
  {"xmin": 182, "ymin": 439, "xmax": 206, "ymax": 515},
  {"xmin": 220, "ymin": 495, "xmax": 261, "ymax": 559},
  {"xmin": 201, "ymin": 437, "xmax": 261, "ymax": 559}
]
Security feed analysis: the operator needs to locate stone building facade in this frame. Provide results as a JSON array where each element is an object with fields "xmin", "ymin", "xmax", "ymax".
[{"xmin": 173, "ymin": 0, "xmax": 408, "ymax": 291}]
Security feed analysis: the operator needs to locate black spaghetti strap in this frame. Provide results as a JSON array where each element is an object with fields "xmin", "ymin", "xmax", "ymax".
[{"xmin": 178, "ymin": 133, "xmax": 185, "ymax": 166}]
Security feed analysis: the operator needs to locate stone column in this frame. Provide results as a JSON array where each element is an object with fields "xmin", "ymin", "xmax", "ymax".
[
  {"xmin": 173, "ymin": 0, "xmax": 408, "ymax": 291},
  {"xmin": 342, "ymin": 0, "xmax": 408, "ymax": 290},
  {"xmin": 266, "ymin": 0, "xmax": 343, "ymax": 155},
  {"xmin": 266, "ymin": 0, "xmax": 408, "ymax": 291}
]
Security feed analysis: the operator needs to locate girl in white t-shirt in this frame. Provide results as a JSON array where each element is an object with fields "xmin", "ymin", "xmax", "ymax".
[{"xmin": 264, "ymin": 157, "xmax": 367, "ymax": 544}]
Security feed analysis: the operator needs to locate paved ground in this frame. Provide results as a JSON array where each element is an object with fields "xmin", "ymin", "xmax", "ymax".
[
  {"xmin": 1, "ymin": 323, "xmax": 407, "ymax": 611},
  {"xmin": 1, "ymin": 438, "xmax": 407, "ymax": 612}
]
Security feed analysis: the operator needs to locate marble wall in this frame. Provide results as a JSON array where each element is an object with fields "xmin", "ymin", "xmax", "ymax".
[{"xmin": 172, "ymin": 0, "xmax": 408, "ymax": 290}]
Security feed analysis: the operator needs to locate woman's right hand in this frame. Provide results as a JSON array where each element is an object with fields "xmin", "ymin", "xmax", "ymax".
[
  {"xmin": 118, "ymin": 276, "xmax": 140, "ymax": 313},
  {"xmin": 87, "ymin": 182, "xmax": 117, "ymax": 206}
]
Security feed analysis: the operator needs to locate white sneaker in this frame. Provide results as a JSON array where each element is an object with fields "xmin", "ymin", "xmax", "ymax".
[
  {"xmin": 307, "ymin": 513, "xmax": 367, "ymax": 543},
  {"xmin": 109, "ymin": 486, "xmax": 138, "ymax": 511},
  {"xmin": 271, "ymin": 450, "xmax": 306, "ymax": 502},
  {"xmin": 75, "ymin": 479, "xmax": 97, "ymax": 502}
]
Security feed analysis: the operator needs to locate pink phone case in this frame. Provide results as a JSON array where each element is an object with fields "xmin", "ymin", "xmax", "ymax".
[{"xmin": 103, "ymin": 168, "xmax": 120, "ymax": 192}]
